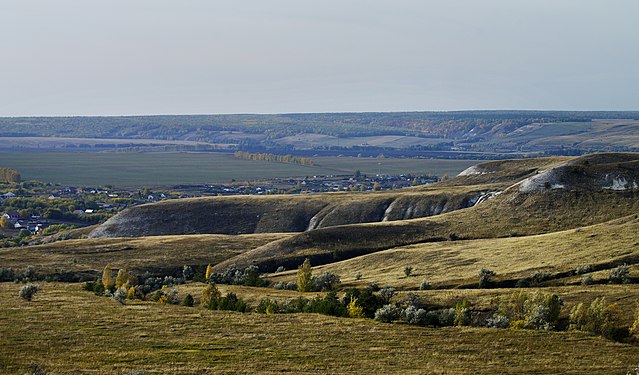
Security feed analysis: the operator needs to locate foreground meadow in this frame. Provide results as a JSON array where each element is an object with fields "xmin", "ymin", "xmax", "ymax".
[{"xmin": 1, "ymin": 283, "xmax": 639, "ymax": 374}]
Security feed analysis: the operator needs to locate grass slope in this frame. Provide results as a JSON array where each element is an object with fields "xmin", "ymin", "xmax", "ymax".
[
  {"xmin": 269, "ymin": 215, "xmax": 639, "ymax": 289},
  {"xmin": 0, "ymin": 233, "xmax": 289, "ymax": 279},
  {"xmin": 1, "ymin": 282, "xmax": 639, "ymax": 374},
  {"xmin": 90, "ymin": 185, "xmax": 489, "ymax": 238},
  {"xmin": 215, "ymin": 153, "xmax": 639, "ymax": 272}
]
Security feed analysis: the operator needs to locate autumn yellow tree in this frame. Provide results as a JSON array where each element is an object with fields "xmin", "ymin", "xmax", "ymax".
[
  {"xmin": 347, "ymin": 297, "xmax": 365, "ymax": 318},
  {"xmin": 101, "ymin": 265, "xmax": 114, "ymax": 290},
  {"xmin": 115, "ymin": 268, "xmax": 130, "ymax": 289},
  {"xmin": 297, "ymin": 258, "xmax": 313, "ymax": 292},
  {"xmin": 205, "ymin": 264, "xmax": 214, "ymax": 282},
  {"xmin": 201, "ymin": 283, "xmax": 221, "ymax": 309}
]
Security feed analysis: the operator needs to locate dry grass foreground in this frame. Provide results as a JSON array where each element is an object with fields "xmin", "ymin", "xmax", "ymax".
[
  {"xmin": 0, "ymin": 233, "xmax": 290, "ymax": 277},
  {"xmin": 2, "ymin": 282, "xmax": 639, "ymax": 374}
]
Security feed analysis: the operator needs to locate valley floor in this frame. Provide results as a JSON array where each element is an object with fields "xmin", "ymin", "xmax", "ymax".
[{"xmin": 1, "ymin": 283, "xmax": 639, "ymax": 374}]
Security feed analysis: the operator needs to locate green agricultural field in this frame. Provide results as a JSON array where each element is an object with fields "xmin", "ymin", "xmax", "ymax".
[{"xmin": 0, "ymin": 152, "xmax": 480, "ymax": 187}]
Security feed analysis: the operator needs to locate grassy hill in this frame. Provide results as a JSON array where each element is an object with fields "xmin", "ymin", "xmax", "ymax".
[
  {"xmin": 89, "ymin": 185, "xmax": 492, "ymax": 238},
  {"xmin": 0, "ymin": 233, "xmax": 289, "ymax": 279},
  {"xmin": 4, "ymin": 152, "xmax": 639, "ymax": 374},
  {"xmin": 269, "ymin": 214, "xmax": 639, "ymax": 289},
  {"xmin": 1, "ymin": 282, "xmax": 638, "ymax": 374}
]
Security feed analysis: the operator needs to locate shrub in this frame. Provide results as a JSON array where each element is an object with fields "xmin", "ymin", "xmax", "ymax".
[
  {"xmin": 486, "ymin": 315, "xmax": 510, "ymax": 328},
  {"xmin": 478, "ymin": 268, "xmax": 496, "ymax": 288},
  {"xmin": 531, "ymin": 270, "xmax": 552, "ymax": 285},
  {"xmin": 218, "ymin": 292, "xmax": 248, "ymax": 312},
  {"xmin": 454, "ymin": 300, "xmax": 472, "ymax": 326},
  {"xmin": 419, "ymin": 280, "xmax": 431, "ymax": 290},
  {"xmin": 575, "ymin": 265, "xmax": 593, "ymax": 275},
  {"xmin": 570, "ymin": 297, "xmax": 626, "ymax": 339},
  {"xmin": 437, "ymin": 308, "xmax": 457, "ymax": 327},
  {"xmin": 24, "ymin": 363, "xmax": 47, "ymax": 375},
  {"xmin": 201, "ymin": 284, "xmax": 221, "ymax": 309},
  {"xmin": 608, "ymin": 264, "xmax": 630, "ymax": 284},
  {"xmin": 297, "ymin": 258, "xmax": 313, "ymax": 292},
  {"xmin": 115, "ymin": 268, "xmax": 130, "ymax": 289},
  {"xmin": 182, "ymin": 265, "xmax": 194, "ymax": 281},
  {"xmin": 366, "ymin": 282, "xmax": 380, "ymax": 292},
  {"xmin": 309, "ymin": 292, "xmax": 347, "ymax": 317},
  {"xmin": 83, "ymin": 280, "xmax": 105, "ymax": 296},
  {"xmin": 19, "ymin": 283, "xmax": 40, "ymax": 301},
  {"xmin": 256, "ymin": 298, "xmax": 279, "ymax": 314},
  {"xmin": 209, "ymin": 264, "xmax": 266, "ymax": 286},
  {"xmin": 283, "ymin": 297, "xmax": 310, "ymax": 314},
  {"xmin": 404, "ymin": 266, "xmax": 413, "ymax": 277},
  {"xmin": 23, "ymin": 266, "xmax": 37, "ymax": 282},
  {"xmin": 158, "ymin": 288, "xmax": 179, "ymax": 305},
  {"xmin": 374, "ymin": 304, "xmax": 401, "ymax": 323},
  {"xmin": 347, "ymin": 297, "xmax": 365, "ymax": 318},
  {"xmin": 275, "ymin": 266, "xmax": 286, "ymax": 273},
  {"xmin": 404, "ymin": 292, "xmax": 422, "ymax": 309},
  {"xmin": 630, "ymin": 306, "xmax": 639, "ymax": 341},
  {"xmin": 0, "ymin": 267, "xmax": 15, "ymax": 282},
  {"xmin": 182, "ymin": 293, "xmax": 194, "ymax": 307},
  {"xmin": 273, "ymin": 281, "xmax": 297, "ymax": 290},
  {"xmin": 126, "ymin": 286, "xmax": 141, "ymax": 299},
  {"xmin": 312, "ymin": 271, "xmax": 341, "ymax": 292},
  {"xmin": 342, "ymin": 288, "xmax": 384, "ymax": 318},
  {"xmin": 379, "ymin": 286, "xmax": 396, "ymax": 304},
  {"xmin": 354, "ymin": 272, "xmax": 362, "ymax": 280},
  {"xmin": 403, "ymin": 306, "xmax": 438, "ymax": 326},
  {"xmin": 515, "ymin": 278, "xmax": 531, "ymax": 288},
  {"xmin": 581, "ymin": 274, "xmax": 594, "ymax": 286},
  {"xmin": 500, "ymin": 291, "xmax": 563, "ymax": 330},
  {"xmin": 112, "ymin": 287, "xmax": 127, "ymax": 304}
]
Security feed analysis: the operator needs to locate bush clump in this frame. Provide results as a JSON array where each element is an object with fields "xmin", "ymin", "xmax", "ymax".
[
  {"xmin": 419, "ymin": 279, "xmax": 431, "ymax": 290},
  {"xmin": 378, "ymin": 286, "xmax": 396, "ymax": 304},
  {"xmin": 273, "ymin": 281, "xmax": 297, "ymax": 290},
  {"xmin": 581, "ymin": 274, "xmax": 594, "ymax": 286},
  {"xmin": 0, "ymin": 267, "xmax": 15, "ymax": 282},
  {"xmin": 569, "ymin": 297, "xmax": 626, "ymax": 339},
  {"xmin": 182, "ymin": 265, "xmax": 194, "ymax": 281},
  {"xmin": 374, "ymin": 304, "xmax": 401, "ymax": 323},
  {"xmin": 608, "ymin": 264, "xmax": 630, "ymax": 284},
  {"xmin": 111, "ymin": 287, "xmax": 127, "ymax": 304},
  {"xmin": 256, "ymin": 298, "xmax": 279, "ymax": 314},
  {"xmin": 312, "ymin": 272, "xmax": 341, "ymax": 292},
  {"xmin": 404, "ymin": 266, "xmax": 413, "ymax": 277},
  {"xmin": 182, "ymin": 293, "xmax": 194, "ymax": 307},
  {"xmin": 478, "ymin": 268, "xmax": 496, "ymax": 288},
  {"xmin": 19, "ymin": 283, "xmax": 40, "ymax": 301},
  {"xmin": 403, "ymin": 306, "xmax": 438, "ymax": 327},
  {"xmin": 496, "ymin": 291, "xmax": 563, "ymax": 330},
  {"xmin": 210, "ymin": 265, "xmax": 266, "ymax": 287}
]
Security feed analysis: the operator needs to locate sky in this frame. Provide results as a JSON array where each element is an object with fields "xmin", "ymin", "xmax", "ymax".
[{"xmin": 1, "ymin": 0, "xmax": 638, "ymax": 116}]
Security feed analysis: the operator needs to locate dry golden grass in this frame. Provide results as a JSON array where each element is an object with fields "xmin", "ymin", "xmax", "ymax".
[
  {"xmin": 2, "ymin": 282, "xmax": 639, "ymax": 374},
  {"xmin": 0, "ymin": 233, "xmax": 290, "ymax": 276},
  {"xmin": 268, "ymin": 215, "xmax": 639, "ymax": 289}
]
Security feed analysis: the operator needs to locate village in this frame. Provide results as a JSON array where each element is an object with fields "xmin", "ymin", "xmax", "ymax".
[{"xmin": 0, "ymin": 172, "xmax": 437, "ymax": 246}]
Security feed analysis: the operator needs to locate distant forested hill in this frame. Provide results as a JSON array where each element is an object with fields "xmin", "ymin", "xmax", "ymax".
[{"xmin": 2, "ymin": 111, "xmax": 639, "ymax": 154}]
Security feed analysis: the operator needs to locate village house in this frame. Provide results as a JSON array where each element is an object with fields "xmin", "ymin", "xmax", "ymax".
[{"xmin": 2, "ymin": 211, "xmax": 22, "ymax": 223}]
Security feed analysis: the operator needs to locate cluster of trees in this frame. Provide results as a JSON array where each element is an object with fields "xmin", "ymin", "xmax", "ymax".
[
  {"xmin": 0, "ymin": 168, "xmax": 20, "ymax": 183},
  {"xmin": 233, "ymin": 151, "xmax": 314, "ymax": 166},
  {"xmin": 256, "ymin": 287, "xmax": 386, "ymax": 319},
  {"xmin": 296, "ymin": 259, "xmax": 341, "ymax": 292},
  {"xmin": 205, "ymin": 264, "xmax": 267, "ymax": 287}
]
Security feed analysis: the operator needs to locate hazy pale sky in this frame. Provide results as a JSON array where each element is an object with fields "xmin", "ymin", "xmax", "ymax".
[{"xmin": 1, "ymin": 0, "xmax": 638, "ymax": 116}]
